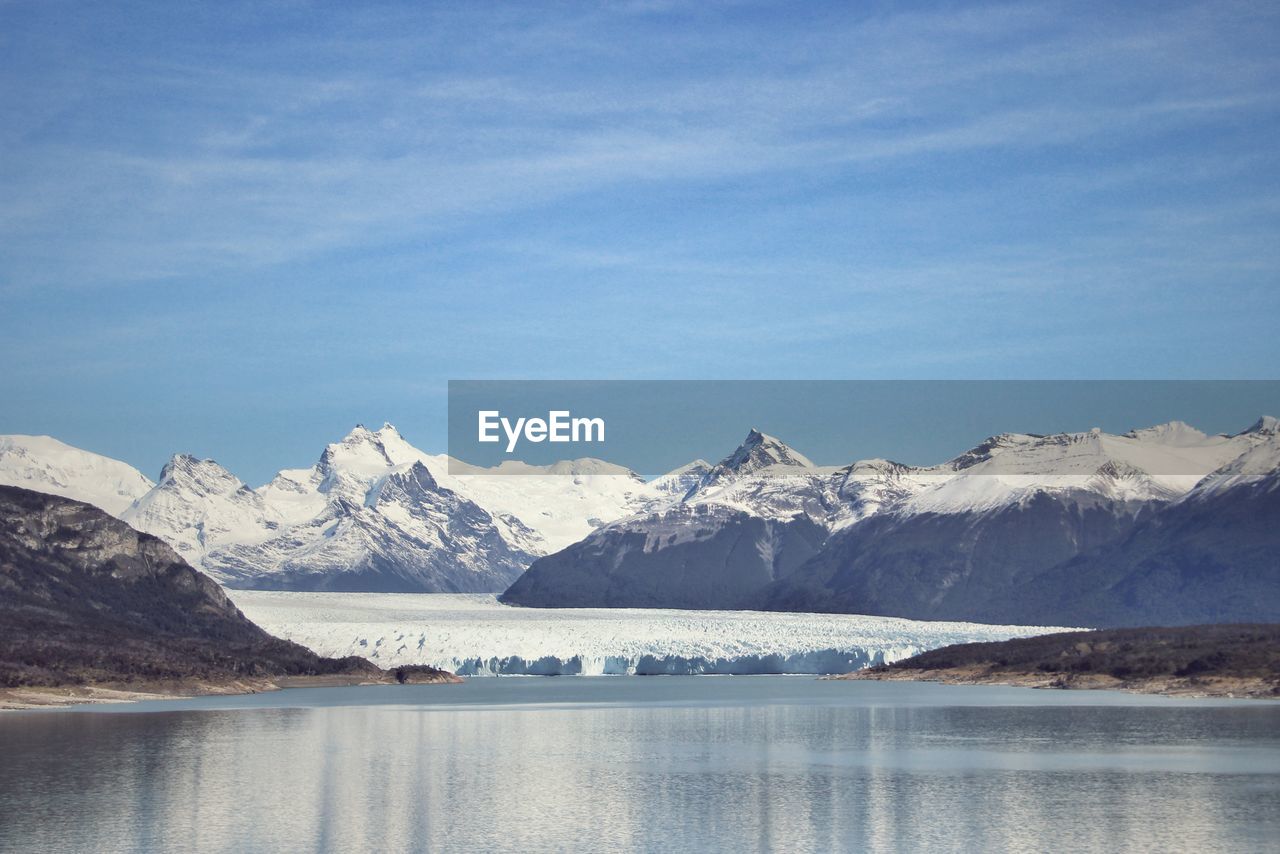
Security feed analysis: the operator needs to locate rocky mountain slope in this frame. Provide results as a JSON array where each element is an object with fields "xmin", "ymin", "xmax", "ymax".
[
  {"xmin": 502, "ymin": 428, "xmax": 953, "ymax": 609},
  {"xmin": 0, "ymin": 485, "xmax": 383, "ymax": 689},
  {"xmin": 994, "ymin": 424, "xmax": 1280, "ymax": 627}
]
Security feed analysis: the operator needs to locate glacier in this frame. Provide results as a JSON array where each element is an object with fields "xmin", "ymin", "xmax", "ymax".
[{"xmin": 231, "ymin": 590, "xmax": 1073, "ymax": 676}]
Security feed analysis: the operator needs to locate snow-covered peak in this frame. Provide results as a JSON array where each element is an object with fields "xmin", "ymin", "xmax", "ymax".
[
  {"xmin": 122, "ymin": 453, "xmax": 279, "ymax": 562},
  {"xmin": 155, "ymin": 454, "xmax": 250, "ymax": 498},
  {"xmin": 250, "ymin": 426, "xmax": 660, "ymax": 558},
  {"xmin": 1182, "ymin": 427, "xmax": 1280, "ymax": 500},
  {"xmin": 827, "ymin": 458, "xmax": 932, "ymax": 527},
  {"xmin": 899, "ymin": 421, "xmax": 1268, "ymax": 516},
  {"xmin": 1123, "ymin": 420, "xmax": 1208, "ymax": 445},
  {"xmin": 730, "ymin": 429, "xmax": 815, "ymax": 470},
  {"xmin": 1240, "ymin": 415, "xmax": 1280, "ymax": 436},
  {"xmin": 678, "ymin": 430, "xmax": 819, "ymax": 512},
  {"xmin": 314, "ymin": 424, "xmax": 410, "ymax": 500},
  {"xmin": 0, "ymin": 434, "xmax": 154, "ymax": 516},
  {"xmin": 699, "ymin": 429, "xmax": 814, "ymax": 483}
]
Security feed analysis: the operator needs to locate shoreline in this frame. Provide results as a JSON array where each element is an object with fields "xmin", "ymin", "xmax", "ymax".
[
  {"xmin": 0, "ymin": 670, "xmax": 464, "ymax": 712},
  {"xmin": 834, "ymin": 665, "xmax": 1280, "ymax": 699}
]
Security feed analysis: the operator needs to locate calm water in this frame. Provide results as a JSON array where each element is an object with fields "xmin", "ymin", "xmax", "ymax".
[{"xmin": 1, "ymin": 677, "xmax": 1277, "ymax": 853}]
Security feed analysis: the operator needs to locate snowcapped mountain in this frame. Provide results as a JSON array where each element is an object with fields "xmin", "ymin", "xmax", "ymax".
[
  {"xmin": 503, "ymin": 430, "xmax": 843, "ymax": 608},
  {"xmin": 206, "ymin": 459, "xmax": 536, "ymax": 592},
  {"xmin": 121, "ymin": 454, "xmax": 281, "ymax": 564},
  {"xmin": 196, "ymin": 424, "xmax": 665, "ymax": 591},
  {"xmin": 4, "ymin": 416, "xmax": 1275, "ymax": 614},
  {"xmin": 765, "ymin": 421, "xmax": 1280, "ymax": 623},
  {"xmin": 998, "ymin": 427, "xmax": 1280, "ymax": 627},
  {"xmin": 0, "ymin": 435, "xmax": 154, "ymax": 516},
  {"xmin": 692, "ymin": 429, "xmax": 815, "ymax": 491},
  {"xmin": 0, "ymin": 423, "xmax": 671, "ymax": 593},
  {"xmin": 503, "ymin": 418, "xmax": 1280, "ymax": 625}
]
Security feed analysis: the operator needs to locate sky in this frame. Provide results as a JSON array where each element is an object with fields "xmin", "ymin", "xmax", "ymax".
[{"xmin": 1, "ymin": 0, "xmax": 1278, "ymax": 484}]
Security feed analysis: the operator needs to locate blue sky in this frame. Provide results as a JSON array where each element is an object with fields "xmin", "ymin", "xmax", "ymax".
[{"xmin": 2, "ymin": 0, "xmax": 1278, "ymax": 483}]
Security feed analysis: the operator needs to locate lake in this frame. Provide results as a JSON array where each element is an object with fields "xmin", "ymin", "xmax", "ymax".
[{"xmin": 1, "ymin": 677, "xmax": 1277, "ymax": 853}]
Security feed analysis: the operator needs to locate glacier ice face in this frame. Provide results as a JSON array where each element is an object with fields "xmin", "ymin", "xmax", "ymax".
[{"xmin": 231, "ymin": 590, "xmax": 1073, "ymax": 676}]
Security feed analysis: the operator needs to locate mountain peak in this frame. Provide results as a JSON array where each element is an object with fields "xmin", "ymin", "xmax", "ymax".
[
  {"xmin": 156, "ymin": 454, "xmax": 246, "ymax": 495},
  {"xmin": 1241, "ymin": 415, "xmax": 1279, "ymax": 436},
  {"xmin": 1124, "ymin": 420, "xmax": 1207, "ymax": 445},
  {"xmin": 723, "ymin": 429, "xmax": 814, "ymax": 472},
  {"xmin": 343, "ymin": 424, "xmax": 376, "ymax": 442}
]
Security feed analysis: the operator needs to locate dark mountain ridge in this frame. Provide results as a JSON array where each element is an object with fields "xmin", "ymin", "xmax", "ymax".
[
  {"xmin": 0, "ymin": 485, "xmax": 441, "ymax": 690},
  {"xmin": 503, "ymin": 420, "xmax": 1280, "ymax": 628}
]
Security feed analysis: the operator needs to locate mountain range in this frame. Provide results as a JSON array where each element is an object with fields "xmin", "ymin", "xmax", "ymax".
[
  {"xmin": 0, "ymin": 424, "xmax": 665, "ymax": 593},
  {"xmin": 503, "ymin": 418, "xmax": 1280, "ymax": 627},
  {"xmin": 1, "ymin": 417, "xmax": 1276, "ymax": 626}
]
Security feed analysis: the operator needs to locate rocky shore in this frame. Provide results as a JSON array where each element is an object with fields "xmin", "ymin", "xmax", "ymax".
[
  {"xmin": 0, "ymin": 486, "xmax": 460, "ymax": 711},
  {"xmin": 835, "ymin": 624, "xmax": 1280, "ymax": 699},
  {"xmin": 839, "ymin": 664, "xmax": 1278, "ymax": 699},
  {"xmin": 1, "ymin": 666, "xmax": 462, "ymax": 711}
]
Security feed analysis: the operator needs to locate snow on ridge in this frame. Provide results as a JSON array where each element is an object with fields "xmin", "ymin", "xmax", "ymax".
[
  {"xmin": 0, "ymin": 434, "xmax": 154, "ymax": 516},
  {"xmin": 232, "ymin": 590, "xmax": 1072, "ymax": 676}
]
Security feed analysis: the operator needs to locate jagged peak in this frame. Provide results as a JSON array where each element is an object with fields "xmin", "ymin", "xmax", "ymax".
[
  {"xmin": 319, "ymin": 424, "xmax": 395, "ymax": 471},
  {"xmin": 720, "ymin": 428, "xmax": 814, "ymax": 472},
  {"xmin": 159, "ymin": 453, "xmax": 238, "ymax": 481},
  {"xmin": 683, "ymin": 429, "xmax": 814, "ymax": 498},
  {"xmin": 1239, "ymin": 415, "xmax": 1279, "ymax": 436},
  {"xmin": 152, "ymin": 454, "xmax": 249, "ymax": 501},
  {"xmin": 342, "ymin": 421, "xmax": 404, "ymax": 443},
  {"xmin": 342, "ymin": 423, "xmax": 376, "ymax": 441},
  {"xmin": 368, "ymin": 460, "xmax": 442, "ymax": 507},
  {"xmin": 393, "ymin": 459, "xmax": 438, "ymax": 486}
]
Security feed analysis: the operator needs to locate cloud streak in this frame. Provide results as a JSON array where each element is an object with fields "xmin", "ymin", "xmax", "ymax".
[{"xmin": 1, "ymin": 0, "xmax": 1278, "ymax": 479}]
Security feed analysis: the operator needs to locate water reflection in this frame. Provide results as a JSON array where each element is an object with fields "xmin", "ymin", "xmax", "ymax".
[{"xmin": 1, "ymin": 682, "xmax": 1277, "ymax": 853}]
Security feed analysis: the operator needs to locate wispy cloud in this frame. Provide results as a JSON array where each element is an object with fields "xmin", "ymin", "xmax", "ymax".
[
  {"xmin": 2, "ymin": 0, "xmax": 1276, "ymax": 292},
  {"xmin": 1, "ymin": 0, "xmax": 1279, "ymax": 478}
]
